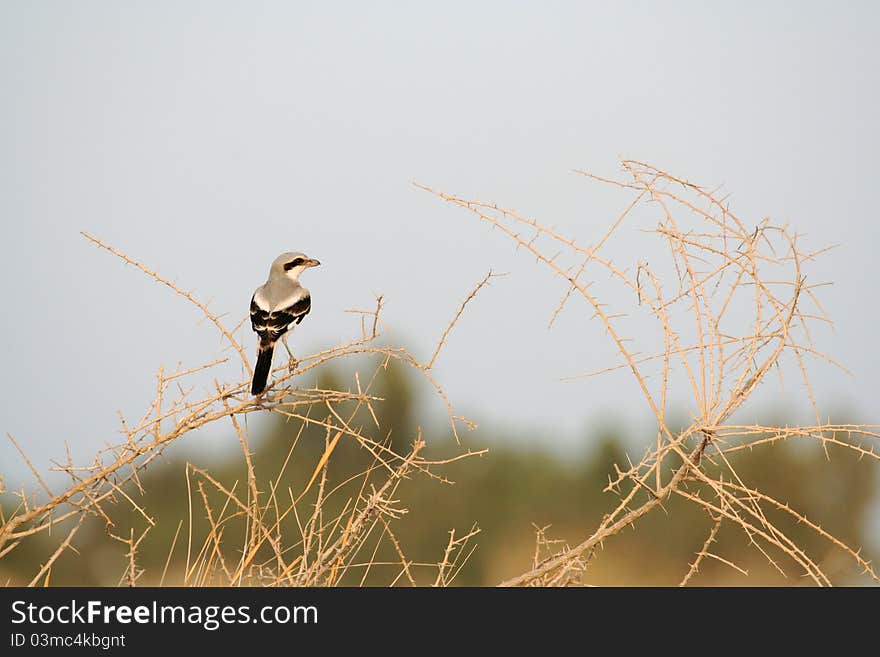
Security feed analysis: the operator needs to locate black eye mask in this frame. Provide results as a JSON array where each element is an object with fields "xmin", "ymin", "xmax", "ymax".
[{"xmin": 284, "ymin": 258, "xmax": 305, "ymax": 271}]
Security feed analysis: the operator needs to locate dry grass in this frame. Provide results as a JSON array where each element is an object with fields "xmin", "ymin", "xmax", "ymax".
[{"xmin": 1, "ymin": 160, "xmax": 877, "ymax": 586}]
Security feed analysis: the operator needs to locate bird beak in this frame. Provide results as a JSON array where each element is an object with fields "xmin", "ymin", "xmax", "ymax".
[{"xmin": 305, "ymin": 258, "xmax": 321, "ymax": 268}]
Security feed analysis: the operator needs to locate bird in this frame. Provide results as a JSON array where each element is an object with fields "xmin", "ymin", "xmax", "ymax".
[{"xmin": 249, "ymin": 252, "xmax": 321, "ymax": 395}]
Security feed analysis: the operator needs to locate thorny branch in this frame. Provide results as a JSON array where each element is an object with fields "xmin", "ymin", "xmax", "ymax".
[
  {"xmin": 1, "ymin": 234, "xmax": 489, "ymax": 586},
  {"xmin": 420, "ymin": 160, "xmax": 879, "ymax": 586},
  {"xmin": 2, "ymin": 160, "xmax": 877, "ymax": 587}
]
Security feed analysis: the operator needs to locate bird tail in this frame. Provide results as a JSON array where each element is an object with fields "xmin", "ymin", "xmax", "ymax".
[{"xmin": 251, "ymin": 344, "xmax": 275, "ymax": 395}]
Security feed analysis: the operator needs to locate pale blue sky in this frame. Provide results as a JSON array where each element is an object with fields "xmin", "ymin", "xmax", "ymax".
[{"xmin": 2, "ymin": 2, "xmax": 878, "ymax": 483}]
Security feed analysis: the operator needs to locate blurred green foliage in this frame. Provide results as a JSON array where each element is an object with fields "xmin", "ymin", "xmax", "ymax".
[{"xmin": 2, "ymin": 361, "xmax": 877, "ymax": 586}]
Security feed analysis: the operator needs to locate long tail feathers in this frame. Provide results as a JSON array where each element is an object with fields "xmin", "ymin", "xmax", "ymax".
[{"xmin": 251, "ymin": 345, "xmax": 274, "ymax": 395}]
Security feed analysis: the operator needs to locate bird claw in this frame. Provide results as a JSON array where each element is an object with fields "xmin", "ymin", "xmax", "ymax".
[
  {"xmin": 253, "ymin": 385, "xmax": 279, "ymax": 407},
  {"xmin": 282, "ymin": 340, "xmax": 298, "ymax": 373}
]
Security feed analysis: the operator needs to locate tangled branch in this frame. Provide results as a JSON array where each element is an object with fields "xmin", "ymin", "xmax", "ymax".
[{"xmin": 420, "ymin": 160, "xmax": 878, "ymax": 586}]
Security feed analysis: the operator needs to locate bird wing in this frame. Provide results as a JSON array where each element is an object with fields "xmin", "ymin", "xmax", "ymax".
[{"xmin": 250, "ymin": 293, "xmax": 311, "ymax": 346}]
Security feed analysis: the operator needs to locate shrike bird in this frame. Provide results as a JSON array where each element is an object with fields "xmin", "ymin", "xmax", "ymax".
[{"xmin": 249, "ymin": 252, "xmax": 320, "ymax": 395}]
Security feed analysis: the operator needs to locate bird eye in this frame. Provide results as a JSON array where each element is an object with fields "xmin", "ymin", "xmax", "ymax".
[{"xmin": 284, "ymin": 258, "xmax": 305, "ymax": 271}]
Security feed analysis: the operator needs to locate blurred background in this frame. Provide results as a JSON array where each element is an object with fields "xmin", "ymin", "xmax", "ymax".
[{"xmin": 1, "ymin": 2, "xmax": 878, "ymax": 584}]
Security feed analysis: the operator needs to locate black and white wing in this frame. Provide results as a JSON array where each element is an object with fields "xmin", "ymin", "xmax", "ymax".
[{"xmin": 250, "ymin": 293, "xmax": 311, "ymax": 348}]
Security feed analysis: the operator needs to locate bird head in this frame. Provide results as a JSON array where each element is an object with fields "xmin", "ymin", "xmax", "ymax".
[{"xmin": 271, "ymin": 252, "xmax": 321, "ymax": 281}]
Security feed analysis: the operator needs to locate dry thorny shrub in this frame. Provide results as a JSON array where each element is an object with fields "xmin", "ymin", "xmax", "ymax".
[
  {"xmin": 2, "ymin": 160, "xmax": 878, "ymax": 586},
  {"xmin": 0, "ymin": 235, "xmax": 487, "ymax": 587},
  {"xmin": 420, "ymin": 160, "xmax": 879, "ymax": 586}
]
